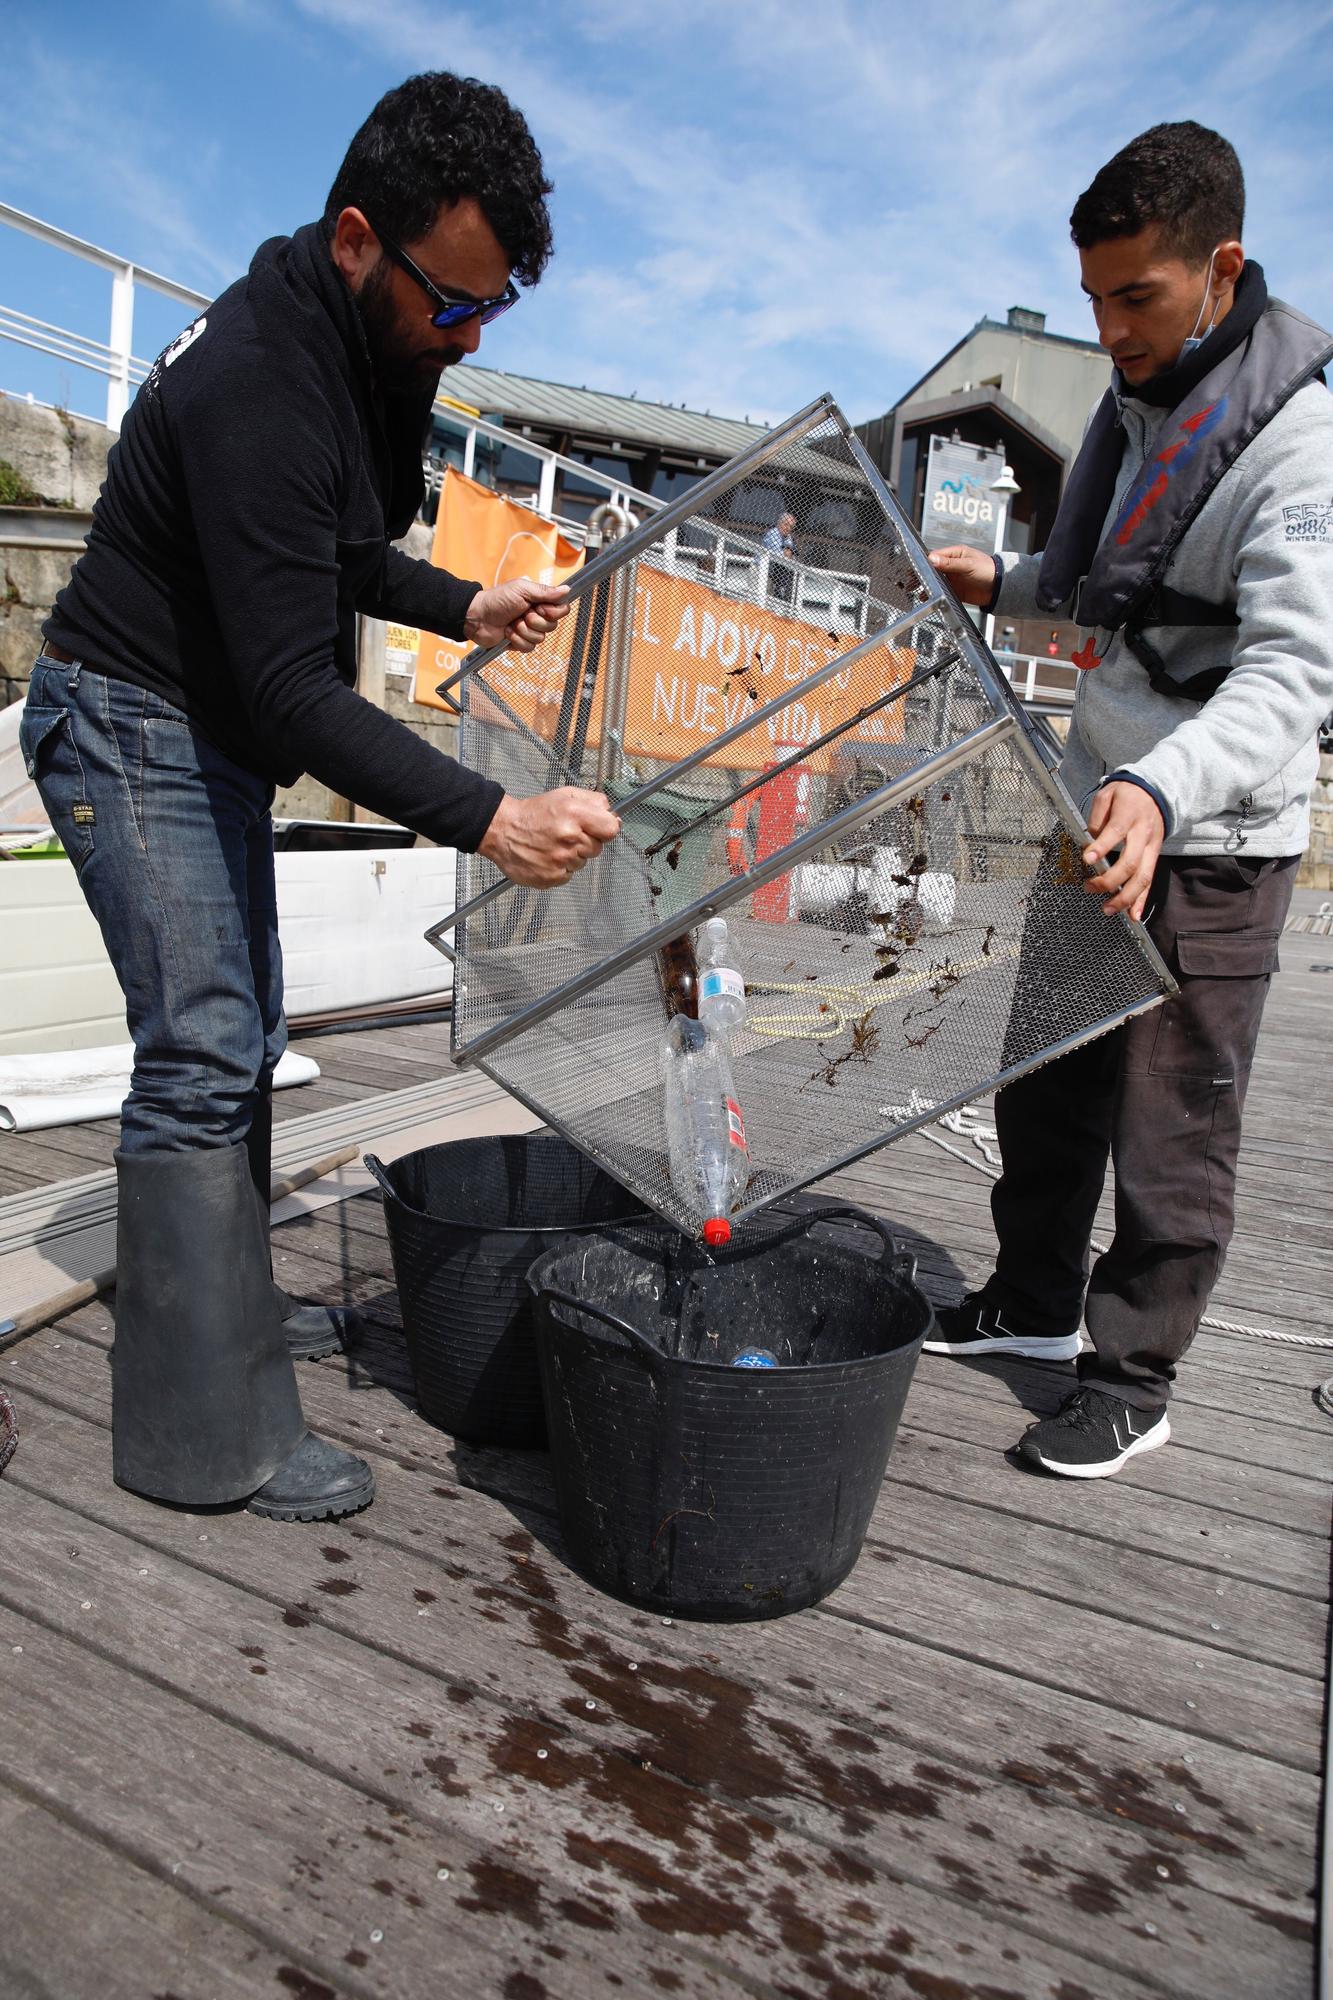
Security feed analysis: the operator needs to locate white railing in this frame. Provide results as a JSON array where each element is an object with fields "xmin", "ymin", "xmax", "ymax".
[
  {"xmin": 1, "ymin": 201, "xmax": 209, "ymax": 431},
  {"xmin": 996, "ymin": 651, "xmax": 1079, "ymax": 708},
  {"xmin": 426, "ymin": 405, "xmax": 665, "ymax": 531}
]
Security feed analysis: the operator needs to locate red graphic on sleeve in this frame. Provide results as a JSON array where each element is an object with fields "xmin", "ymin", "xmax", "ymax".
[{"xmin": 1071, "ymin": 636, "xmax": 1104, "ymax": 672}]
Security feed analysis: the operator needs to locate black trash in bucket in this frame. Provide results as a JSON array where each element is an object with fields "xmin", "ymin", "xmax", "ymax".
[
  {"xmin": 527, "ymin": 1207, "xmax": 932, "ymax": 1620},
  {"xmin": 366, "ymin": 1133, "xmax": 648, "ymax": 1447}
]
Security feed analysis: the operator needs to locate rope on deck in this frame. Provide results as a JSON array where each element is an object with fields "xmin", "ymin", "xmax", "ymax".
[{"xmin": 918, "ymin": 1107, "xmax": 1333, "ymax": 1352}]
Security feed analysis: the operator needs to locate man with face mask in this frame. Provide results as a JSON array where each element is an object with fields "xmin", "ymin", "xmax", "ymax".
[
  {"xmin": 927, "ymin": 122, "xmax": 1333, "ymax": 1477},
  {"xmin": 20, "ymin": 73, "xmax": 620, "ymax": 1523}
]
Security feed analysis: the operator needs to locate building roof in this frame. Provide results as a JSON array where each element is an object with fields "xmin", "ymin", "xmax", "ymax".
[
  {"xmin": 894, "ymin": 385, "xmax": 1073, "ymax": 467},
  {"xmin": 891, "ymin": 313, "xmax": 1105, "ymax": 415},
  {"xmin": 443, "ymin": 363, "xmax": 770, "ymax": 461}
]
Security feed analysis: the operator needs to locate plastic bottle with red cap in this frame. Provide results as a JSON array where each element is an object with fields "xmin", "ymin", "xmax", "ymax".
[{"xmin": 660, "ymin": 1013, "xmax": 750, "ymax": 1244}]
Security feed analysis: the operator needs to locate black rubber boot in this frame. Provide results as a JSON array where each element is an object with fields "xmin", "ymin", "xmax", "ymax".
[
  {"xmin": 246, "ymin": 1085, "xmax": 355, "ymax": 1360},
  {"xmin": 112, "ymin": 1145, "xmax": 307, "ymax": 1505},
  {"xmin": 277, "ymin": 1298, "xmax": 360, "ymax": 1361},
  {"xmin": 246, "ymin": 1430, "xmax": 376, "ymax": 1521}
]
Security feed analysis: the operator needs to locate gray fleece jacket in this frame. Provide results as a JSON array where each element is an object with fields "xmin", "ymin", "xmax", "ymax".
[{"xmin": 997, "ymin": 376, "xmax": 1333, "ymax": 854}]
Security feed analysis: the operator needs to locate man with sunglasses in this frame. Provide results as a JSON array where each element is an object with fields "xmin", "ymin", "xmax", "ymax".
[{"xmin": 22, "ymin": 73, "xmax": 619, "ymax": 1524}]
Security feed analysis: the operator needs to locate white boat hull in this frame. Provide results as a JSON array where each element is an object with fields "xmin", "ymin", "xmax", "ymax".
[{"xmin": 0, "ymin": 842, "xmax": 456, "ymax": 1056}]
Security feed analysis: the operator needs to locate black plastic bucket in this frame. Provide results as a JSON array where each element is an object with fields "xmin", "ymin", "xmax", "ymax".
[
  {"xmin": 527, "ymin": 1206, "xmax": 933, "ymax": 1620},
  {"xmin": 366, "ymin": 1133, "xmax": 648, "ymax": 1447}
]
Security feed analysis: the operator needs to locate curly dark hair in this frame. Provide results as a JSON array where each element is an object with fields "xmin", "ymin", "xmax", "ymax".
[
  {"xmin": 1070, "ymin": 121, "xmax": 1244, "ymax": 266},
  {"xmin": 324, "ymin": 72, "xmax": 553, "ymax": 285}
]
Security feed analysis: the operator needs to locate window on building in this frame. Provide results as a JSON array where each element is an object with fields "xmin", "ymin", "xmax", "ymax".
[
  {"xmin": 651, "ymin": 462, "xmax": 707, "ymax": 504},
  {"xmin": 802, "ymin": 497, "xmax": 861, "ymax": 541},
  {"xmin": 726, "ymin": 481, "xmax": 785, "ymax": 529},
  {"xmin": 561, "ymin": 452, "xmax": 637, "ymax": 499}
]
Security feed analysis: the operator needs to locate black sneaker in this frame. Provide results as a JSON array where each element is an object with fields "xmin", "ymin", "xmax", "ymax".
[
  {"xmin": 1019, "ymin": 1387, "xmax": 1170, "ymax": 1479},
  {"xmin": 923, "ymin": 1290, "xmax": 1082, "ymax": 1363}
]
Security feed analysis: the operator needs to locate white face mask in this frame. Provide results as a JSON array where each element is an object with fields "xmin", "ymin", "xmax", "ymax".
[{"xmin": 1178, "ymin": 248, "xmax": 1221, "ymax": 363}]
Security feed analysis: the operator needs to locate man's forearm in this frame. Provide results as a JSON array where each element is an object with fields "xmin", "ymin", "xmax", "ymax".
[
  {"xmin": 360, "ymin": 546, "xmax": 480, "ymax": 638},
  {"xmin": 263, "ymin": 672, "xmax": 503, "ymax": 850}
]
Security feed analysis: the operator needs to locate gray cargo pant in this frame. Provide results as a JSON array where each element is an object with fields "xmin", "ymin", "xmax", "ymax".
[{"xmin": 984, "ymin": 852, "xmax": 1298, "ymax": 1409}]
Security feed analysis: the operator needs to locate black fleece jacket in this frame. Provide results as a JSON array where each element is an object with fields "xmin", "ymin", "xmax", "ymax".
[{"xmin": 45, "ymin": 223, "xmax": 504, "ymax": 851}]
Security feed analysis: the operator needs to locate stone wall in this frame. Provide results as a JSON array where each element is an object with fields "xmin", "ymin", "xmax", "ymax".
[
  {"xmin": 0, "ymin": 395, "xmax": 109, "ymax": 707},
  {"xmin": 0, "ymin": 395, "xmax": 110, "ymax": 511}
]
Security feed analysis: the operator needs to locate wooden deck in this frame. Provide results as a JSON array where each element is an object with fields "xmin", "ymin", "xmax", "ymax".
[{"xmin": 1, "ymin": 894, "xmax": 1330, "ymax": 1998}]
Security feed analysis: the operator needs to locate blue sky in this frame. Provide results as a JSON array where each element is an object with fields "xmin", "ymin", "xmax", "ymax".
[{"xmin": 4, "ymin": 0, "xmax": 1332, "ymax": 430}]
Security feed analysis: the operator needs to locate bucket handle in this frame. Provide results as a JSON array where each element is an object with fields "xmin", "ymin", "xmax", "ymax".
[
  {"xmin": 363, "ymin": 1153, "xmax": 405, "ymax": 1208},
  {"xmin": 363, "ymin": 1150, "xmax": 473, "ymax": 1226},
  {"xmin": 752, "ymin": 1202, "xmax": 901, "ymax": 1267},
  {"xmin": 537, "ymin": 1287, "xmax": 670, "ymax": 1370},
  {"xmin": 767, "ymin": 1205, "xmax": 918, "ymax": 1285}
]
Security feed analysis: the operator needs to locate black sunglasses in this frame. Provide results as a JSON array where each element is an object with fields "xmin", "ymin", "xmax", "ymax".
[{"xmin": 374, "ymin": 228, "xmax": 519, "ymax": 330}]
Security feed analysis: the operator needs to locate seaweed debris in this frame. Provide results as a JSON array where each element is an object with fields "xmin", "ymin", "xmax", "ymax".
[{"xmin": 807, "ymin": 1008, "xmax": 881, "ymax": 1088}]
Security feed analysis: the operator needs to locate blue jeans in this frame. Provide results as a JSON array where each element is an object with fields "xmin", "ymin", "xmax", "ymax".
[{"xmin": 20, "ymin": 656, "xmax": 286, "ymax": 1153}]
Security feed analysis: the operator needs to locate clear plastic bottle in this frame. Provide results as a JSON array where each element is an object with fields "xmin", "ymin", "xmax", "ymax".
[
  {"xmin": 661, "ymin": 1014, "xmax": 750, "ymax": 1245},
  {"xmin": 697, "ymin": 917, "xmax": 747, "ymax": 1032}
]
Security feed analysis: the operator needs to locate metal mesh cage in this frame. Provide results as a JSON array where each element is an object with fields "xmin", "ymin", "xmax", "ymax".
[{"xmin": 428, "ymin": 395, "xmax": 1174, "ymax": 1235}]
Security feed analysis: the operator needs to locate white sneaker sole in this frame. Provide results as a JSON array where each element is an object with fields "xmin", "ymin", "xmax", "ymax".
[
  {"xmin": 1025, "ymin": 1415, "xmax": 1171, "ymax": 1479},
  {"xmin": 922, "ymin": 1331, "xmax": 1083, "ymax": 1362}
]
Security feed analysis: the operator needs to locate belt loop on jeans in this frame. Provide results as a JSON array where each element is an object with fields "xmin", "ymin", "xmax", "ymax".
[{"xmin": 42, "ymin": 642, "xmax": 81, "ymax": 686}]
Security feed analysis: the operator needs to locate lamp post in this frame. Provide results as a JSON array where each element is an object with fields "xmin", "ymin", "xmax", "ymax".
[{"xmin": 985, "ymin": 459, "xmax": 1021, "ymax": 653}]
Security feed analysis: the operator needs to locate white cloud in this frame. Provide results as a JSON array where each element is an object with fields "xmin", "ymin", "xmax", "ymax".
[
  {"xmin": 12, "ymin": 0, "xmax": 1329, "ymax": 427},
  {"xmin": 283, "ymin": 0, "xmax": 1333, "ymax": 425}
]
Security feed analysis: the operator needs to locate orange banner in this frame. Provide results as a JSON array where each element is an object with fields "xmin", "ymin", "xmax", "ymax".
[
  {"xmin": 414, "ymin": 487, "xmax": 913, "ymax": 772},
  {"xmin": 412, "ymin": 469, "xmax": 584, "ymax": 695}
]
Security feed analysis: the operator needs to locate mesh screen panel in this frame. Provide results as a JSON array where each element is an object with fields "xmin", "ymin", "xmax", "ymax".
[{"xmin": 440, "ymin": 397, "xmax": 1173, "ymax": 1234}]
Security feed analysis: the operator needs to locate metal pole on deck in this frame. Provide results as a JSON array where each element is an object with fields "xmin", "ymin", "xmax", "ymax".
[{"xmin": 106, "ymin": 263, "xmax": 135, "ymax": 432}]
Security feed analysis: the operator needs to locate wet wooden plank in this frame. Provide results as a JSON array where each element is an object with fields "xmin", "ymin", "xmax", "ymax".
[
  {"xmin": 0, "ymin": 1792, "xmax": 326, "ymax": 2000},
  {"xmin": 13, "ymin": 1321, "xmax": 1325, "ymax": 1688},
  {"xmin": 10, "ymin": 1327, "xmax": 1324, "ymax": 1812},
  {"xmin": 0, "ymin": 1607, "xmax": 739, "ymax": 2000},
  {"xmin": 1, "ymin": 1395, "xmax": 1317, "ymax": 1995}
]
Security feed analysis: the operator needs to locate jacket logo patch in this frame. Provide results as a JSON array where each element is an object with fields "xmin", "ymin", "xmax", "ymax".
[
  {"xmin": 1283, "ymin": 501, "xmax": 1333, "ymax": 544},
  {"xmin": 163, "ymin": 317, "xmax": 208, "ymax": 367},
  {"xmin": 1114, "ymin": 397, "xmax": 1229, "ymax": 547}
]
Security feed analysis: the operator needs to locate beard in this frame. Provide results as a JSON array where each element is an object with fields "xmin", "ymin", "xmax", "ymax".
[{"xmin": 353, "ymin": 259, "xmax": 467, "ymax": 392}]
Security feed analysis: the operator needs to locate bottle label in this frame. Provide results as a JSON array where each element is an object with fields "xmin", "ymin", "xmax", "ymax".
[
  {"xmin": 701, "ymin": 969, "xmax": 745, "ymax": 1001},
  {"xmin": 725, "ymin": 1098, "xmax": 748, "ymax": 1152}
]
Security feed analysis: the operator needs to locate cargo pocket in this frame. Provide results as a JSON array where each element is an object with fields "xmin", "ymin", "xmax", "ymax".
[
  {"xmin": 18, "ymin": 704, "xmax": 95, "ymax": 867},
  {"xmin": 18, "ymin": 703, "xmax": 65, "ymax": 780},
  {"xmin": 1146, "ymin": 927, "xmax": 1281, "ymax": 1079}
]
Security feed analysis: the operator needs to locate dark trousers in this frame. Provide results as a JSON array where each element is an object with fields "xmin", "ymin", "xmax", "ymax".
[{"xmin": 986, "ymin": 852, "xmax": 1297, "ymax": 1409}]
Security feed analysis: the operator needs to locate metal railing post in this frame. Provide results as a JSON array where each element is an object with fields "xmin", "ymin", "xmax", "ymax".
[
  {"xmin": 462, "ymin": 424, "xmax": 477, "ymax": 480},
  {"xmin": 106, "ymin": 263, "xmax": 136, "ymax": 431},
  {"xmin": 537, "ymin": 453, "xmax": 557, "ymax": 519}
]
